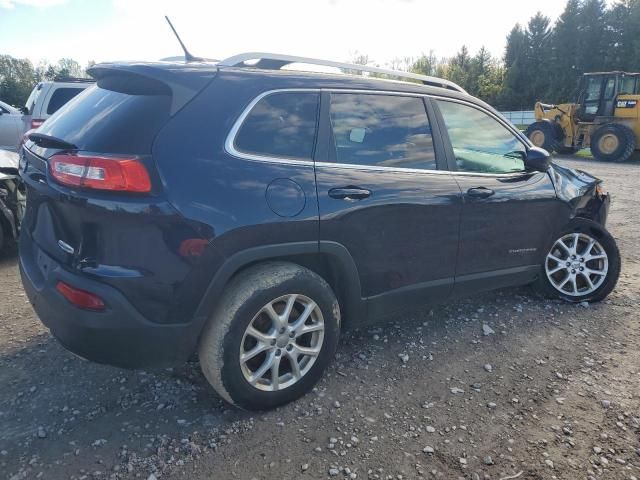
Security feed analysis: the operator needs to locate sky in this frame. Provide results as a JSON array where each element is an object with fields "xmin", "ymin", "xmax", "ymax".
[{"xmin": 0, "ymin": 0, "xmax": 574, "ymax": 68}]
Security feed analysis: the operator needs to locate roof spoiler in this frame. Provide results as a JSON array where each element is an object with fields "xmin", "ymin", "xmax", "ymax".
[{"xmin": 88, "ymin": 63, "xmax": 218, "ymax": 115}]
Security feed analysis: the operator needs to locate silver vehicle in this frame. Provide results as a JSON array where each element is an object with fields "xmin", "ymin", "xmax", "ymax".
[
  {"xmin": 23, "ymin": 79, "xmax": 93, "ymax": 130},
  {"xmin": 0, "ymin": 100, "xmax": 24, "ymax": 151}
]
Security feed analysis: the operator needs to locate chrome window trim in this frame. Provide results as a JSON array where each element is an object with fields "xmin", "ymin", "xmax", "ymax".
[
  {"xmin": 224, "ymin": 88, "xmax": 531, "ymax": 178},
  {"xmin": 432, "ymin": 95, "xmax": 533, "ymax": 177},
  {"xmin": 431, "ymin": 95, "xmax": 531, "ymax": 147},
  {"xmin": 313, "ymin": 161, "xmax": 451, "ymax": 176},
  {"xmin": 225, "ymin": 88, "xmax": 320, "ymax": 167}
]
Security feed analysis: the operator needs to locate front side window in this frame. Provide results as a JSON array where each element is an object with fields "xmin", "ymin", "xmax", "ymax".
[
  {"xmin": 436, "ymin": 100, "xmax": 526, "ymax": 174},
  {"xmin": 234, "ymin": 92, "xmax": 319, "ymax": 160},
  {"xmin": 329, "ymin": 93, "xmax": 436, "ymax": 170}
]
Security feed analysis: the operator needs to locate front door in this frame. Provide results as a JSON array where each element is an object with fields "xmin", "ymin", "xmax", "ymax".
[
  {"xmin": 314, "ymin": 92, "xmax": 462, "ymax": 319},
  {"xmin": 433, "ymin": 98, "xmax": 562, "ymax": 295},
  {"xmin": 578, "ymin": 75, "xmax": 605, "ymax": 122}
]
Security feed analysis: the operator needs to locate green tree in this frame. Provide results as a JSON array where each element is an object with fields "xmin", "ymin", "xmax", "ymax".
[
  {"xmin": 0, "ymin": 55, "xmax": 36, "ymax": 107},
  {"xmin": 500, "ymin": 24, "xmax": 528, "ymax": 109},
  {"xmin": 547, "ymin": 0, "xmax": 583, "ymax": 102}
]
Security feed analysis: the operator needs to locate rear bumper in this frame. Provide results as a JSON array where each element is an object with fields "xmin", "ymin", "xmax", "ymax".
[{"xmin": 19, "ymin": 233, "xmax": 200, "ymax": 369}]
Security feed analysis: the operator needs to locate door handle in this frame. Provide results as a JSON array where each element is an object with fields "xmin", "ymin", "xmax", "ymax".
[
  {"xmin": 328, "ymin": 186, "xmax": 372, "ymax": 200},
  {"xmin": 466, "ymin": 187, "xmax": 495, "ymax": 199}
]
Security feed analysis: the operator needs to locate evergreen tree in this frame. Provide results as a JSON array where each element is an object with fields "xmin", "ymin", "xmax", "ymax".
[
  {"xmin": 500, "ymin": 24, "xmax": 527, "ymax": 109},
  {"xmin": 548, "ymin": 0, "xmax": 583, "ymax": 102},
  {"xmin": 523, "ymin": 12, "xmax": 552, "ymax": 106}
]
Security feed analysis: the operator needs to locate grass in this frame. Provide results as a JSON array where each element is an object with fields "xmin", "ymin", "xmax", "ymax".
[{"xmin": 575, "ymin": 149, "xmax": 594, "ymax": 158}]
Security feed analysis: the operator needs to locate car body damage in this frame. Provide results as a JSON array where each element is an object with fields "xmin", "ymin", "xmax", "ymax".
[
  {"xmin": 549, "ymin": 163, "xmax": 610, "ymax": 225},
  {"xmin": 0, "ymin": 149, "xmax": 26, "ymax": 250}
]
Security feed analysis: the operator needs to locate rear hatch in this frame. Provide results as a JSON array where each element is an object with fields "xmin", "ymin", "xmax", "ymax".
[{"xmin": 20, "ymin": 62, "xmax": 217, "ymax": 323}]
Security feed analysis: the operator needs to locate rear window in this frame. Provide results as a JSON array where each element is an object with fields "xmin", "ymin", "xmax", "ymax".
[
  {"xmin": 37, "ymin": 84, "xmax": 171, "ymax": 154},
  {"xmin": 46, "ymin": 87, "xmax": 85, "ymax": 115},
  {"xmin": 234, "ymin": 92, "xmax": 319, "ymax": 159}
]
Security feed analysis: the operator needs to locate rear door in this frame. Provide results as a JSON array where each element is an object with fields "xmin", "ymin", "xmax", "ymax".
[
  {"xmin": 314, "ymin": 91, "xmax": 462, "ymax": 318},
  {"xmin": 433, "ymin": 98, "xmax": 561, "ymax": 295}
]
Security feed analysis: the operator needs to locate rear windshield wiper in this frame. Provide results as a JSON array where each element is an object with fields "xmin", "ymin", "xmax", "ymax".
[{"xmin": 28, "ymin": 132, "xmax": 77, "ymax": 150}]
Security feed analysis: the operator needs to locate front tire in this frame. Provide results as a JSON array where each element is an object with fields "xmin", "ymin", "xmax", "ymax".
[
  {"xmin": 591, "ymin": 123, "xmax": 636, "ymax": 162},
  {"xmin": 535, "ymin": 219, "xmax": 620, "ymax": 303},
  {"xmin": 198, "ymin": 261, "xmax": 341, "ymax": 410}
]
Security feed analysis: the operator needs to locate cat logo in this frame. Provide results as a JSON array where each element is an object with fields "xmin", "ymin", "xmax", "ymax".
[{"xmin": 616, "ymin": 100, "xmax": 638, "ymax": 109}]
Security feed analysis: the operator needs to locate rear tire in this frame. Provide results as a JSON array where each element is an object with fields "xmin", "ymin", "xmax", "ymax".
[
  {"xmin": 591, "ymin": 123, "xmax": 636, "ymax": 162},
  {"xmin": 534, "ymin": 219, "xmax": 620, "ymax": 303},
  {"xmin": 525, "ymin": 121, "xmax": 563, "ymax": 154},
  {"xmin": 198, "ymin": 261, "xmax": 341, "ymax": 410}
]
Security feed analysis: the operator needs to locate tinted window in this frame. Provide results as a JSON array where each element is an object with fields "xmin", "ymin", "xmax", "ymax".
[
  {"xmin": 46, "ymin": 87, "xmax": 85, "ymax": 115},
  {"xmin": 437, "ymin": 100, "xmax": 526, "ymax": 174},
  {"xmin": 234, "ymin": 92, "xmax": 319, "ymax": 159},
  {"xmin": 603, "ymin": 78, "xmax": 616, "ymax": 100},
  {"xmin": 329, "ymin": 93, "xmax": 436, "ymax": 170},
  {"xmin": 38, "ymin": 84, "xmax": 171, "ymax": 154},
  {"xmin": 620, "ymin": 76, "xmax": 637, "ymax": 95}
]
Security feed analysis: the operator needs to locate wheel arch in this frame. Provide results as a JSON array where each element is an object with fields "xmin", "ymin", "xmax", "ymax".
[{"xmin": 191, "ymin": 241, "xmax": 365, "ymax": 341}]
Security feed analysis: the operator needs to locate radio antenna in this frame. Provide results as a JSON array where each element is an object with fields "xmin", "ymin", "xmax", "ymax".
[{"xmin": 165, "ymin": 16, "xmax": 202, "ymax": 62}]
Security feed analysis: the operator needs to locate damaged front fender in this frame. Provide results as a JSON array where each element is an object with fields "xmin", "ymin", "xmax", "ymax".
[{"xmin": 549, "ymin": 163, "xmax": 610, "ymax": 226}]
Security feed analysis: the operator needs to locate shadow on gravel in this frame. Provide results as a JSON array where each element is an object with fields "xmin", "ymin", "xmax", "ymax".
[{"xmin": 0, "ymin": 327, "xmax": 254, "ymax": 472}]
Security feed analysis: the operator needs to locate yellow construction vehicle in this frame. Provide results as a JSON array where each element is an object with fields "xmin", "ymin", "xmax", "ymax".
[{"xmin": 526, "ymin": 72, "xmax": 640, "ymax": 162}]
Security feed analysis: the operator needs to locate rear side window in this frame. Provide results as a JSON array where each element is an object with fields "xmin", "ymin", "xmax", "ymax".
[
  {"xmin": 234, "ymin": 92, "xmax": 319, "ymax": 159},
  {"xmin": 329, "ymin": 93, "xmax": 436, "ymax": 170},
  {"xmin": 46, "ymin": 87, "xmax": 86, "ymax": 115},
  {"xmin": 37, "ymin": 84, "xmax": 171, "ymax": 154}
]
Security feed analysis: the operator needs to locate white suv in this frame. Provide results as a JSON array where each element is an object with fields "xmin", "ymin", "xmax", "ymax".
[{"xmin": 23, "ymin": 79, "xmax": 94, "ymax": 130}]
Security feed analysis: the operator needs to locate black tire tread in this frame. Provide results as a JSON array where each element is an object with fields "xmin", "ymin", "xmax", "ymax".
[
  {"xmin": 198, "ymin": 261, "xmax": 340, "ymax": 410},
  {"xmin": 525, "ymin": 121, "xmax": 564, "ymax": 154},
  {"xmin": 591, "ymin": 123, "xmax": 636, "ymax": 163},
  {"xmin": 533, "ymin": 218, "xmax": 621, "ymax": 303}
]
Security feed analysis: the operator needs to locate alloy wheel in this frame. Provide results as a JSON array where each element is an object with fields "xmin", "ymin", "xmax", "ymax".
[
  {"xmin": 545, "ymin": 232, "xmax": 608, "ymax": 297},
  {"xmin": 239, "ymin": 294, "xmax": 324, "ymax": 391}
]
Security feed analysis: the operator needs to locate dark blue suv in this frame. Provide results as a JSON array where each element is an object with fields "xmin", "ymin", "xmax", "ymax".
[{"xmin": 19, "ymin": 53, "xmax": 620, "ymax": 410}]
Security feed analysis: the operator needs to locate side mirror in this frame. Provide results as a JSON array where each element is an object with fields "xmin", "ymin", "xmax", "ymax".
[{"xmin": 524, "ymin": 146, "xmax": 552, "ymax": 172}]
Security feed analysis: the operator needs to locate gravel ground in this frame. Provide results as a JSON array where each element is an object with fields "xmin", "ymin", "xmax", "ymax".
[{"xmin": 1, "ymin": 156, "xmax": 639, "ymax": 480}]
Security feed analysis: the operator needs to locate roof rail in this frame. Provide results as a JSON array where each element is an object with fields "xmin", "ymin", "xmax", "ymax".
[{"xmin": 218, "ymin": 52, "xmax": 467, "ymax": 94}]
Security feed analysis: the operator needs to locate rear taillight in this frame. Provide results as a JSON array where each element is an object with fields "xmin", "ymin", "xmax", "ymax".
[
  {"xmin": 31, "ymin": 119, "xmax": 45, "ymax": 129},
  {"xmin": 56, "ymin": 281, "xmax": 106, "ymax": 311},
  {"xmin": 49, "ymin": 153, "xmax": 151, "ymax": 193}
]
